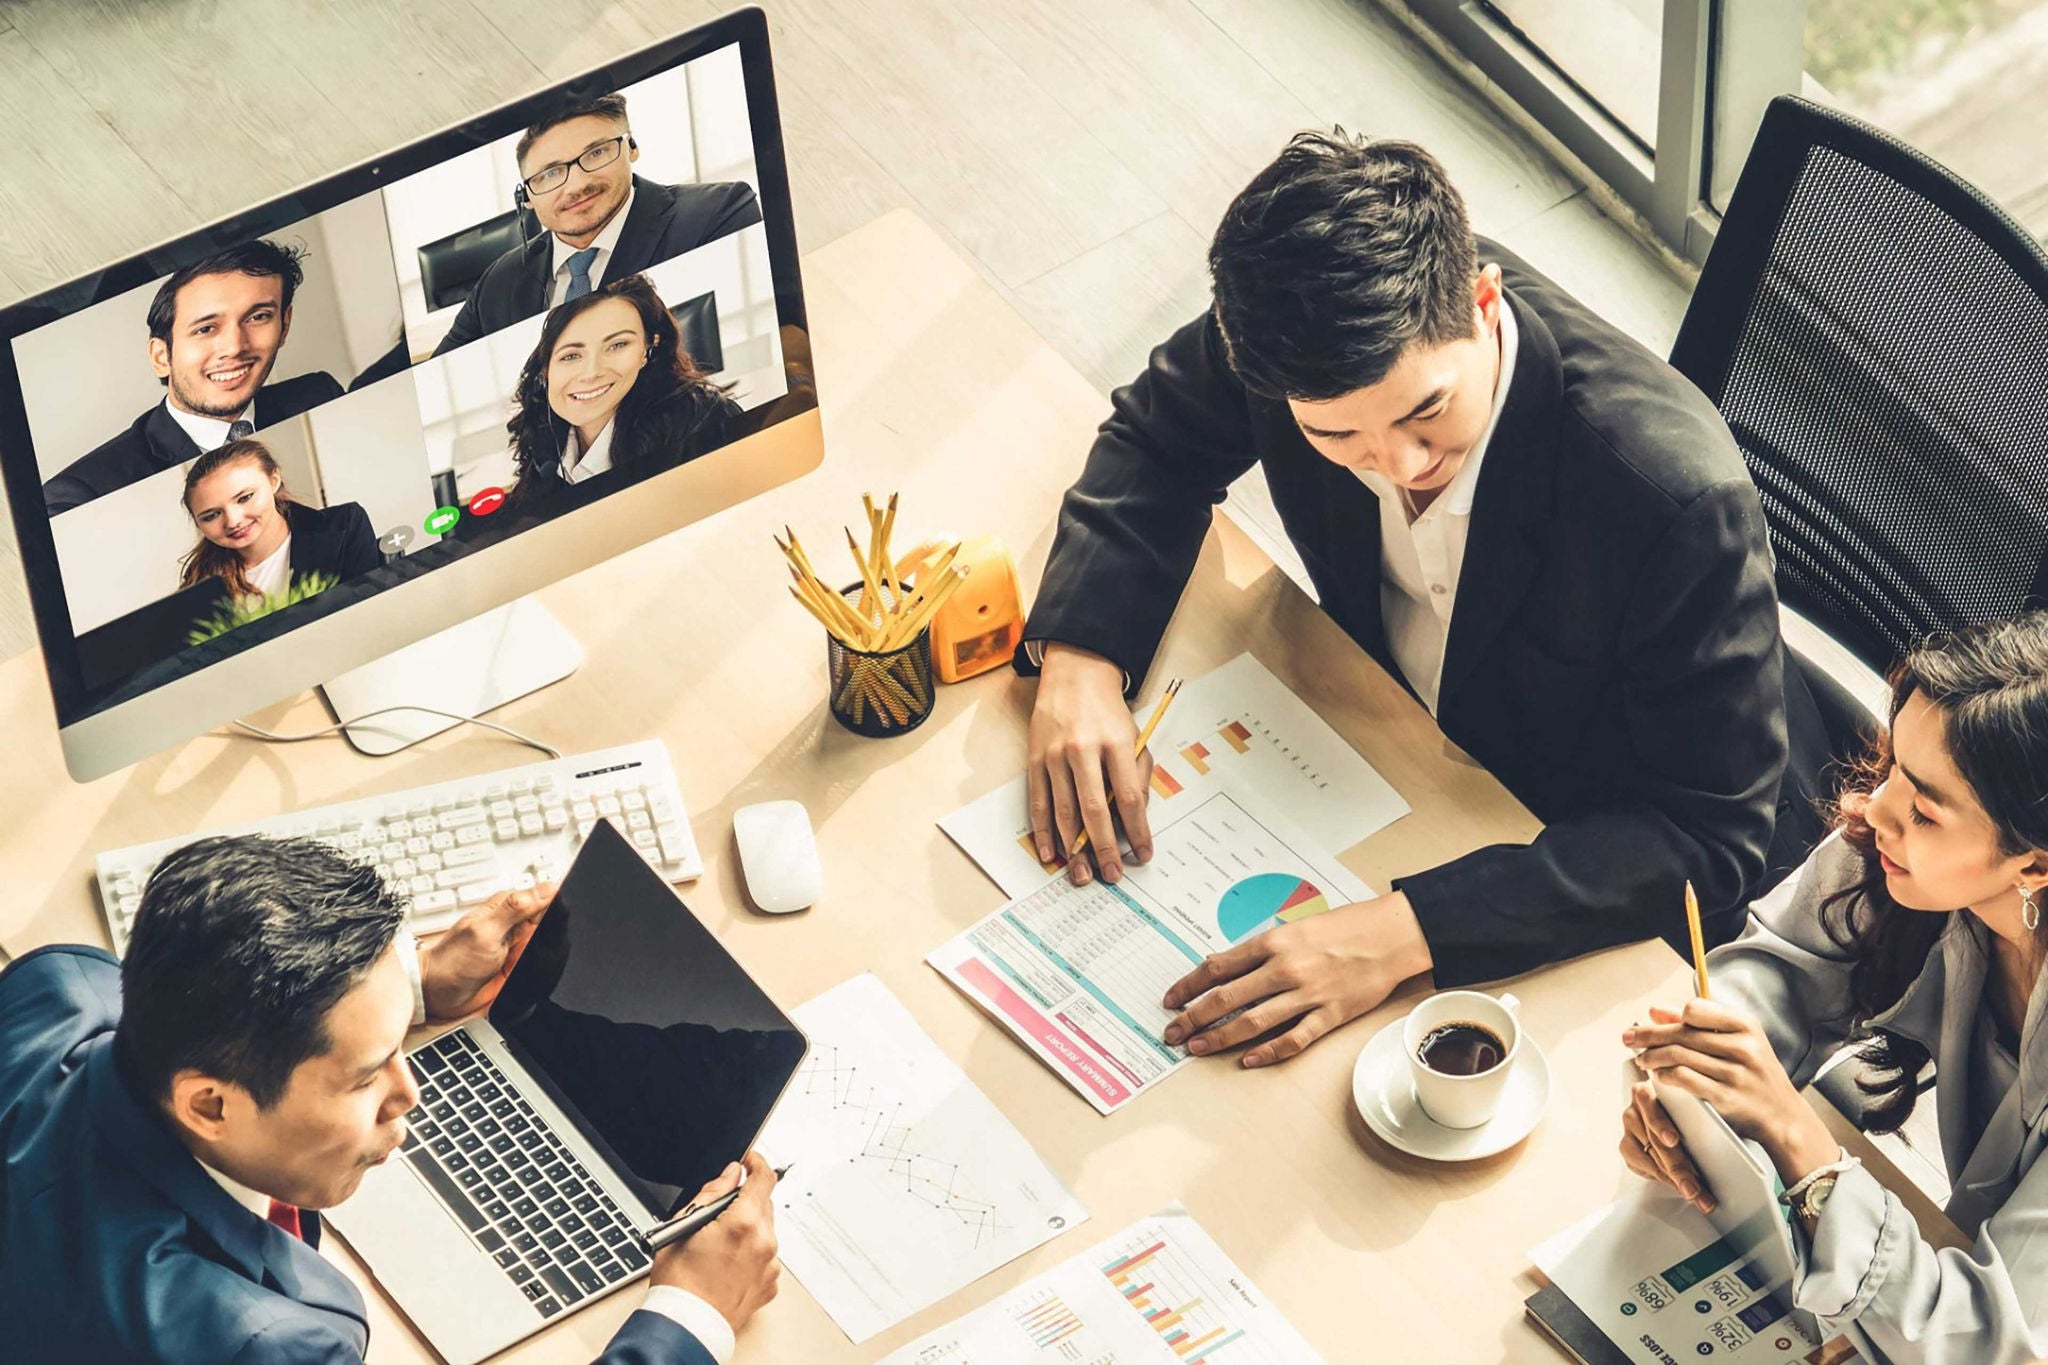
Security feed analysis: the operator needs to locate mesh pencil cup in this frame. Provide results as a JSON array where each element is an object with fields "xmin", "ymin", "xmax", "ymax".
[{"xmin": 826, "ymin": 582, "xmax": 936, "ymax": 737}]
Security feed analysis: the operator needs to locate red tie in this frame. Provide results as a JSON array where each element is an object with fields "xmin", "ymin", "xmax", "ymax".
[{"xmin": 266, "ymin": 1199, "xmax": 304, "ymax": 1241}]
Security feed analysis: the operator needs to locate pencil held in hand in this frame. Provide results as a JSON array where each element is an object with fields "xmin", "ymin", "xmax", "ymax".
[
  {"xmin": 1683, "ymin": 879, "xmax": 1709, "ymax": 1000},
  {"xmin": 1070, "ymin": 678, "xmax": 1183, "ymax": 859}
]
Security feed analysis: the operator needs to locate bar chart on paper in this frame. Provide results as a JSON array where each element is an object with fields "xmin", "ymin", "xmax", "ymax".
[
  {"xmin": 880, "ymin": 1205, "xmax": 1327, "ymax": 1365},
  {"xmin": 1102, "ymin": 1232, "xmax": 1250, "ymax": 1363},
  {"xmin": 941, "ymin": 654, "xmax": 1409, "ymax": 899}
]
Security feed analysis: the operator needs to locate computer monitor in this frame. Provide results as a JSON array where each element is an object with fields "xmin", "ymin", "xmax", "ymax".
[{"xmin": 0, "ymin": 8, "xmax": 820, "ymax": 781}]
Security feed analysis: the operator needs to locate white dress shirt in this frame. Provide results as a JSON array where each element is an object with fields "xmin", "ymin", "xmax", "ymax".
[
  {"xmin": 559, "ymin": 420, "xmax": 617, "ymax": 485},
  {"xmin": 243, "ymin": 535, "xmax": 292, "ymax": 600},
  {"xmin": 1351, "ymin": 299, "xmax": 1518, "ymax": 715},
  {"xmin": 164, "ymin": 396, "xmax": 256, "ymax": 452},
  {"xmin": 547, "ymin": 185, "xmax": 636, "ymax": 307}
]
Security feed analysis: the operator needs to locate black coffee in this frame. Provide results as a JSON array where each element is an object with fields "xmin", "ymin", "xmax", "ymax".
[{"xmin": 1417, "ymin": 1022, "xmax": 1507, "ymax": 1076}]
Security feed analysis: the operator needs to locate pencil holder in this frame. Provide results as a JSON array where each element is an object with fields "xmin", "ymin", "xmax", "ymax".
[{"xmin": 827, "ymin": 583, "xmax": 935, "ymax": 737}]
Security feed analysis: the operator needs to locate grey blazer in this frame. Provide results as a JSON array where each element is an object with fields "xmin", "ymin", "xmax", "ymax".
[{"xmin": 1711, "ymin": 834, "xmax": 2048, "ymax": 1364}]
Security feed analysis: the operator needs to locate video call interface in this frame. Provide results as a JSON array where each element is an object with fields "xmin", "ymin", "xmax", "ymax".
[{"xmin": 12, "ymin": 42, "xmax": 793, "ymax": 697}]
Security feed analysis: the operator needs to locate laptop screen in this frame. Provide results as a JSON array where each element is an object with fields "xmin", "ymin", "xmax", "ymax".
[{"xmin": 487, "ymin": 819, "xmax": 805, "ymax": 1222}]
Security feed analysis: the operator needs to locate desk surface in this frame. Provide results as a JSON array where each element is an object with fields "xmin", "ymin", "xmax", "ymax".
[{"xmin": 0, "ymin": 211, "xmax": 1953, "ymax": 1363}]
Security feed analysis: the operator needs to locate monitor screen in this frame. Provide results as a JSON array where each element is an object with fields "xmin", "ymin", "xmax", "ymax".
[
  {"xmin": 487, "ymin": 820, "xmax": 807, "ymax": 1222},
  {"xmin": 0, "ymin": 11, "xmax": 813, "ymax": 736}
]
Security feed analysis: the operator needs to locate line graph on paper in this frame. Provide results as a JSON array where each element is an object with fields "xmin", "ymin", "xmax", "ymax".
[
  {"xmin": 793, "ymin": 1045, "xmax": 1012, "ymax": 1248},
  {"xmin": 759, "ymin": 975, "xmax": 1088, "ymax": 1343}
]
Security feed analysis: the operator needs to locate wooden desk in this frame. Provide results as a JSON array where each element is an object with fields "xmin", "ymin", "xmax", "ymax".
[{"xmin": 0, "ymin": 211, "xmax": 1952, "ymax": 1363}]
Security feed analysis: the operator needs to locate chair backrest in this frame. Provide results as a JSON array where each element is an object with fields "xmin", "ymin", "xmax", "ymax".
[{"xmin": 1670, "ymin": 96, "xmax": 2048, "ymax": 676}]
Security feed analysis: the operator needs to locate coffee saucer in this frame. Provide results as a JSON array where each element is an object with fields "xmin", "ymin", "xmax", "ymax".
[{"xmin": 1351, "ymin": 1020, "xmax": 1549, "ymax": 1161}]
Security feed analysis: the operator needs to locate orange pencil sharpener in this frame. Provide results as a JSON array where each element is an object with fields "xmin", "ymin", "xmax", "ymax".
[{"xmin": 895, "ymin": 536, "xmax": 1025, "ymax": 683}]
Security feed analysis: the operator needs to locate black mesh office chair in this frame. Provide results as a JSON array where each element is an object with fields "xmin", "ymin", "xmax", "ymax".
[
  {"xmin": 1671, "ymin": 96, "xmax": 2048, "ymax": 694},
  {"xmin": 1670, "ymin": 96, "xmax": 2048, "ymax": 1129}
]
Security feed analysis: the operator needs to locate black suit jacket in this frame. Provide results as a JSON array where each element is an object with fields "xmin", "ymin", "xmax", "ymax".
[
  {"xmin": 42, "ymin": 370, "xmax": 344, "ymax": 516},
  {"xmin": 431, "ymin": 176, "xmax": 763, "ymax": 357},
  {"xmin": 1021, "ymin": 241, "xmax": 1819, "ymax": 985},
  {"xmin": 284, "ymin": 500, "xmax": 382, "ymax": 587}
]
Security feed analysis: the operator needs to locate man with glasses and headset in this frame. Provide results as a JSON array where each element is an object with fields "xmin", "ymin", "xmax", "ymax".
[{"xmin": 431, "ymin": 93, "xmax": 762, "ymax": 357}]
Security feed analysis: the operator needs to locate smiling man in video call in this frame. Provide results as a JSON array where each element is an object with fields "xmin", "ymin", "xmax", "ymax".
[
  {"xmin": 40, "ymin": 239, "xmax": 343, "ymax": 517},
  {"xmin": 430, "ymin": 92, "xmax": 762, "ymax": 357}
]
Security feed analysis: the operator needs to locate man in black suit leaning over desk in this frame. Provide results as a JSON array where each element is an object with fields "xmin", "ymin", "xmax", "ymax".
[
  {"xmin": 430, "ymin": 92, "xmax": 762, "ymax": 357},
  {"xmin": 41, "ymin": 239, "xmax": 343, "ymax": 516},
  {"xmin": 1020, "ymin": 133, "xmax": 1827, "ymax": 1066}
]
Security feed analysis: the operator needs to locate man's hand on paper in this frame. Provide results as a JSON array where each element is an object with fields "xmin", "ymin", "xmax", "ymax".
[
  {"xmin": 1027, "ymin": 643, "xmax": 1155, "ymax": 886},
  {"xmin": 1623, "ymin": 1000, "xmax": 1839, "ymax": 1193},
  {"xmin": 1158, "ymin": 894, "xmax": 1433, "ymax": 1065}
]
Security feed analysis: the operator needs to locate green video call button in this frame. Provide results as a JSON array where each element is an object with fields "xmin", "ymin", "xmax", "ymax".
[{"xmin": 424, "ymin": 505, "xmax": 461, "ymax": 536}]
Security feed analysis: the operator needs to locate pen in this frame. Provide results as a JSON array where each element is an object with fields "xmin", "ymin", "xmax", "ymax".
[
  {"xmin": 1070, "ymin": 678, "xmax": 1183, "ymax": 859},
  {"xmin": 1683, "ymin": 879, "xmax": 1710, "ymax": 1000},
  {"xmin": 650, "ymin": 1162, "xmax": 794, "ymax": 1249}
]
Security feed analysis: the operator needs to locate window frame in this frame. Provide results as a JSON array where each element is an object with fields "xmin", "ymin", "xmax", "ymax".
[{"xmin": 1397, "ymin": 0, "xmax": 1805, "ymax": 263}]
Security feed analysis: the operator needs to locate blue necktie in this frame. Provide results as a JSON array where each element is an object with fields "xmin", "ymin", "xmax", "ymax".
[{"xmin": 564, "ymin": 247, "xmax": 599, "ymax": 302}]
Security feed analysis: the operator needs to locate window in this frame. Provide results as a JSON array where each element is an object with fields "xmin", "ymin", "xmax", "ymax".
[
  {"xmin": 1491, "ymin": 0, "xmax": 1665, "ymax": 146},
  {"xmin": 1803, "ymin": 0, "xmax": 2048, "ymax": 234}
]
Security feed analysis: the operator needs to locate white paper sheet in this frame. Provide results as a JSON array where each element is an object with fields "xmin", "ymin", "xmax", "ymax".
[
  {"xmin": 931, "ymin": 790, "xmax": 1373, "ymax": 1113},
  {"xmin": 758, "ymin": 975, "xmax": 1087, "ymax": 1342},
  {"xmin": 940, "ymin": 652, "xmax": 1408, "ymax": 899},
  {"xmin": 878, "ymin": 1203, "xmax": 1326, "ymax": 1364}
]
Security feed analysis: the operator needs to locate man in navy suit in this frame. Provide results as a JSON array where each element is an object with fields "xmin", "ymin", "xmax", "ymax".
[
  {"xmin": 0, "ymin": 836, "xmax": 780, "ymax": 1363},
  {"xmin": 430, "ymin": 92, "xmax": 762, "ymax": 357},
  {"xmin": 41, "ymin": 239, "xmax": 346, "ymax": 516}
]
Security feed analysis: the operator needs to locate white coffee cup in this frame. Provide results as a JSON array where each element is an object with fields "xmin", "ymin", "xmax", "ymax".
[{"xmin": 1402, "ymin": 990, "xmax": 1523, "ymax": 1129}]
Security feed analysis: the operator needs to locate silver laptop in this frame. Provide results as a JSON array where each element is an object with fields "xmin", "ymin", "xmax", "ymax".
[{"xmin": 330, "ymin": 820, "xmax": 807, "ymax": 1364}]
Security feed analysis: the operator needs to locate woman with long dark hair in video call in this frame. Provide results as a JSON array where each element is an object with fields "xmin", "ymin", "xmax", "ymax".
[
  {"xmin": 179, "ymin": 439, "xmax": 381, "ymax": 613},
  {"xmin": 500, "ymin": 272, "xmax": 741, "ymax": 519}
]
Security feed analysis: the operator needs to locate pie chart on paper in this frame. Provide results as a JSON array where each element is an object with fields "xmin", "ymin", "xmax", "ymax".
[{"xmin": 1217, "ymin": 873, "xmax": 1331, "ymax": 942}]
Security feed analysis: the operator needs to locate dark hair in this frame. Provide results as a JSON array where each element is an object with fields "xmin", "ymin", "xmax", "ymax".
[
  {"xmin": 145, "ymin": 239, "xmax": 308, "ymax": 380},
  {"xmin": 115, "ymin": 835, "xmax": 408, "ymax": 1110},
  {"xmin": 1822, "ymin": 612, "xmax": 2048, "ymax": 1131},
  {"xmin": 179, "ymin": 438, "xmax": 296, "ymax": 599},
  {"xmin": 502, "ymin": 273, "xmax": 734, "ymax": 515},
  {"xmin": 516, "ymin": 93, "xmax": 630, "ymax": 169},
  {"xmin": 1208, "ymin": 131, "xmax": 1478, "ymax": 400}
]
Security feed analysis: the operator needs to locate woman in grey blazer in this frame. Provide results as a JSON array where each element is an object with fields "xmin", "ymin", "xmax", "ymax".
[{"xmin": 1619, "ymin": 613, "xmax": 2048, "ymax": 1364}]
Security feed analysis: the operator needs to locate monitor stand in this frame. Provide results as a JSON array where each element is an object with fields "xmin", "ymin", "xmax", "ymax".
[{"xmin": 319, "ymin": 597, "xmax": 584, "ymax": 756}]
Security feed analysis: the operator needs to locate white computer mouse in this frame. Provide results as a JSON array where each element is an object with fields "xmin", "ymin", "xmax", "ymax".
[{"xmin": 733, "ymin": 800, "xmax": 821, "ymax": 914}]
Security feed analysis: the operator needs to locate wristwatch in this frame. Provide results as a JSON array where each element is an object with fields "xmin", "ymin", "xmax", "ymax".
[
  {"xmin": 1780, "ymin": 1149, "xmax": 1860, "ymax": 1233},
  {"xmin": 1791, "ymin": 1172, "xmax": 1840, "ymax": 1230}
]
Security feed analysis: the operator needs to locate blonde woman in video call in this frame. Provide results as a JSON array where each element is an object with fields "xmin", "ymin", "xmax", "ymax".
[
  {"xmin": 498, "ymin": 273, "xmax": 741, "ymax": 522},
  {"xmin": 1622, "ymin": 613, "xmax": 2048, "ymax": 1363},
  {"xmin": 178, "ymin": 438, "xmax": 380, "ymax": 606}
]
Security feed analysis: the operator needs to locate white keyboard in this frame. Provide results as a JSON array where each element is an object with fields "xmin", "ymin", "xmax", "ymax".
[{"xmin": 95, "ymin": 741, "xmax": 701, "ymax": 954}]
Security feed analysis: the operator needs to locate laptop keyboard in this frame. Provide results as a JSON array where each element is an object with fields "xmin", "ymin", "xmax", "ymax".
[{"xmin": 400, "ymin": 1030, "xmax": 649, "ymax": 1318}]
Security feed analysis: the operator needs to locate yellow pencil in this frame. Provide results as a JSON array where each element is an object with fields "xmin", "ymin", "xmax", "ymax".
[
  {"xmin": 1070, "ymin": 678, "xmax": 1183, "ymax": 860},
  {"xmin": 1684, "ymin": 879, "xmax": 1710, "ymax": 999}
]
